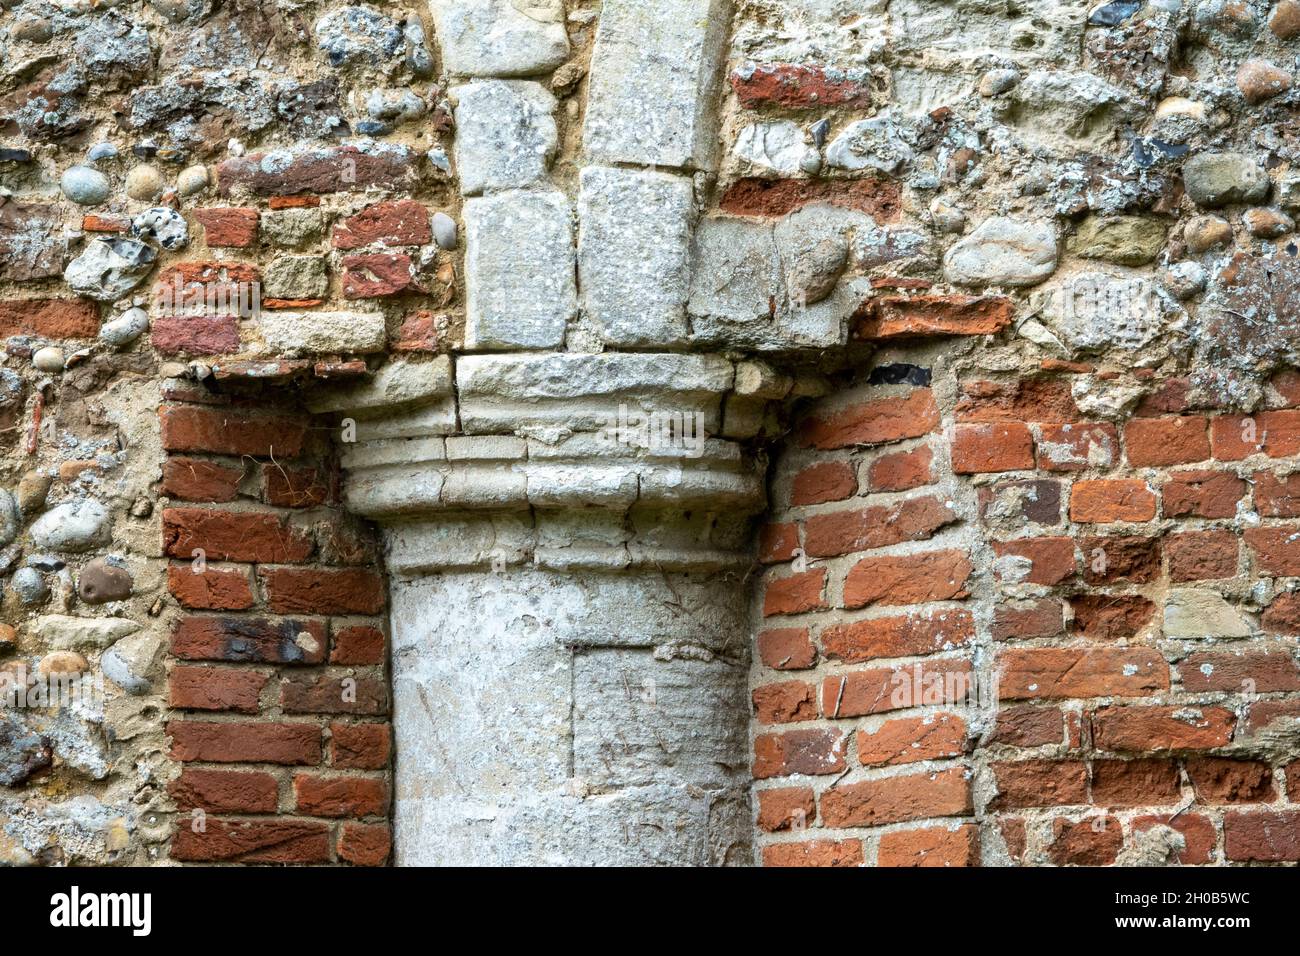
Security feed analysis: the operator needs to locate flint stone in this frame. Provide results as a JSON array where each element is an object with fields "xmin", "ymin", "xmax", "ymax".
[
  {"xmin": 29, "ymin": 500, "xmax": 112, "ymax": 553},
  {"xmin": 943, "ymin": 217, "xmax": 1058, "ymax": 287},
  {"xmin": 99, "ymin": 308, "xmax": 150, "ymax": 348},
  {"xmin": 131, "ymin": 207, "xmax": 189, "ymax": 251},
  {"xmin": 64, "ymin": 239, "xmax": 158, "ymax": 301},
  {"xmin": 77, "ymin": 557, "xmax": 133, "ymax": 605},
  {"xmin": 430, "ymin": 0, "xmax": 569, "ymax": 77}
]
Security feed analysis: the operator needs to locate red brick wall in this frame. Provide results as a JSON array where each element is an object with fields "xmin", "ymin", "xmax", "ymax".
[
  {"xmin": 159, "ymin": 383, "xmax": 391, "ymax": 866},
  {"xmin": 755, "ymin": 357, "xmax": 1300, "ymax": 867}
]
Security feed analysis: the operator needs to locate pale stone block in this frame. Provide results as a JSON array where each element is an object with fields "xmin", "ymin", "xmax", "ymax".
[
  {"xmin": 453, "ymin": 80, "xmax": 557, "ymax": 196},
  {"xmin": 583, "ymin": 0, "xmax": 734, "ymax": 169},
  {"xmin": 464, "ymin": 190, "xmax": 576, "ymax": 349},
  {"xmin": 308, "ymin": 356, "xmax": 453, "ymax": 414},
  {"xmin": 428, "ymin": 0, "xmax": 569, "ymax": 77},
  {"xmin": 577, "ymin": 166, "xmax": 694, "ymax": 345},
  {"xmin": 259, "ymin": 310, "xmax": 387, "ymax": 355}
]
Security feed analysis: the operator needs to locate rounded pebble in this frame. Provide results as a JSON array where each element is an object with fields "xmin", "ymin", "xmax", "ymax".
[
  {"xmin": 61, "ymin": 166, "xmax": 111, "ymax": 205},
  {"xmin": 32, "ymin": 347, "xmax": 65, "ymax": 373},
  {"xmin": 11, "ymin": 566, "xmax": 48, "ymax": 606},
  {"xmin": 124, "ymin": 164, "xmax": 165, "ymax": 202},
  {"xmin": 99, "ymin": 307, "xmax": 150, "ymax": 348},
  {"xmin": 176, "ymin": 164, "xmax": 209, "ymax": 197},
  {"xmin": 432, "ymin": 211, "xmax": 458, "ymax": 250},
  {"xmin": 37, "ymin": 650, "xmax": 88, "ymax": 677}
]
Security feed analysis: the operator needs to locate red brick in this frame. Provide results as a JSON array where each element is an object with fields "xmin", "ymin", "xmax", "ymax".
[
  {"xmin": 990, "ymin": 705, "xmax": 1064, "ymax": 747},
  {"xmin": 1079, "ymin": 534, "xmax": 1160, "ymax": 584},
  {"xmin": 171, "ymin": 819, "xmax": 330, "ymax": 863},
  {"xmin": 997, "ymin": 648, "xmax": 1169, "ymax": 700},
  {"xmin": 294, "ymin": 774, "xmax": 388, "ymax": 818},
  {"xmin": 1035, "ymin": 422, "xmax": 1118, "ymax": 472},
  {"xmin": 82, "ymin": 214, "xmax": 128, "ymax": 233},
  {"xmin": 1245, "ymin": 525, "xmax": 1300, "ymax": 575},
  {"xmin": 720, "ymin": 177, "xmax": 900, "ymax": 219},
  {"xmin": 842, "ymin": 550, "xmax": 972, "ymax": 608},
  {"xmin": 330, "ymin": 722, "xmax": 391, "ymax": 770},
  {"xmin": 1187, "ymin": 758, "xmax": 1275, "ymax": 804},
  {"xmin": 194, "ymin": 207, "xmax": 259, "ymax": 248},
  {"xmin": 952, "ymin": 422, "xmax": 1035, "ymax": 473},
  {"xmin": 1182, "ymin": 647, "xmax": 1300, "ymax": 693},
  {"xmin": 162, "ymin": 456, "xmax": 244, "ymax": 503},
  {"xmin": 752, "ymin": 680, "xmax": 817, "ymax": 724},
  {"xmin": 151, "ymin": 314, "xmax": 241, "ymax": 355},
  {"xmin": 1091, "ymin": 759, "xmax": 1181, "ymax": 806},
  {"xmin": 992, "ymin": 598, "xmax": 1065, "ymax": 641},
  {"xmin": 218, "ymin": 145, "xmax": 419, "ymax": 196},
  {"xmin": 169, "ymin": 768, "xmax": 278, "ymax": 813},
  {"xmin": 804, "ymin": 495, "xmax": 955, "ymax": 558},
  {"xmin": 1212, "ymin": 410, "xmax": 1300, "ymax": 460},
  {"xmin": 1224, "ymin": 810, "xmax": 1300, "ymax": 861},
  {"xmin": 1254, "ymin": 470, "xmax": 1300, "ymax": 516},
  {"xmin": 263, "ymin": 464, "xmax": 330, "ymax": 508},
  {"xmin": 1070, "ymin": 594, "xmax": 1156, "ymax": 641},
  {"xmin": 168, "ymin": 665, "xmax": 266, "ymax": 712},
  {"xmin": 1135, "ymin": 377, "xmax": 1192, "ymax": 416},
  {"xmin": 1069, "ymin": 478, "xmax": 1156, "ymax": 522},
  {"xmin": 1132, "ymin": 813, "xmax": 1215, "ymax": 864},
  {"xmin": 821, "ymin": 768, "xmax": 971, "ymax": 827},
  {"xmin": 331, "ymin": 625, "xmax": 385, "ymax": 666},
  {"xmin": 163, "ymin": 508, "xmax": 313, "ymax": 563},
  {"xmin": 990, "ymin": 760, "xmax": 1088, "ymax": 809},
  {"xmin": 757, "ymin": 521, "xmax": 799, "ymax": 564},
  {"xmin": 0, "ymin": 298, "xmax": 100, "ymax": 339},
  {"xmin": 268, "ymin": 196, "xmax": 321, "ymax": 209},
  {"xmin": 1047, "ymin": 817, "xmax": 1122, "ymax": 865},
  {"xmin": 168, "ymin": 564, "xmax": 254, "ymax": 610},
  {"xmin": 160, "ymin": 405, "xmax": 307, "ymax": 458},
  {"xmin": 167, "ymin": 720, "xmax": 321, "ymax": 765},
  {"xmin": 393, "ymin": 309, "xmax": 441, "ymax": 351},
  {"xmin": 867, "ymin": 444, "xmax": 933, "ymax": 492},
  {"xmin": 757, "ymin": 627, "xmax": 816, "ymax": 670},
  {"xmin": 258, "ymin": 567, "xmax": 385, "ymax": 615},
  {"xmin": 1247, "ymin": 699, "xmax": 1300, "ymax": 733},
  {"xmin": 822, "ymin": 659, "xmax": 974, "ymax": 718},
  {"xmin": 1091, "ymin": 705, "xmax": 1235, "ymax": 751},
  {"xmin": 172, "ymin": 616, "xmax": 326, "ymax": 665},
  {"xmin": 822, "ymin": 609, "xmax": 974, "ymax": 663},
  {"xmin": 756, "ymin": 787, "xmax": 816, "ymax": 833},
  {"xmin": 992, "ymin": 537, "xmax": 1076, "ymax": 585},
  {"xmin": 1167, "ymin": 529, "xmax": 1238, "ymax": 581},
  {"xmin": 331, "ymin": 200, "xmax": 430, "ymax": 249},
  {"xmin": 1163, "ymin": 469, "xmax": 1247, "ymax": 518},
  {"xmin": 978, "ymin": 479, "xmax": 1063, "ymax": 527},
  {"xmin": 761, "ymin": 567, "xmax": 826, "ymax": 617},
  {"xmin": 877, "ymin": 824, "xmax": 979, "ymax": 867},
  {"xmin": 731, "ymin": 62, "xmax": 875, "ymax": 109},
  {"xmin": 761, "ymin": 839, "xmax": 862, "ymax": 867},
  {"xmin": 956, "ymin": 379, "xmax": 1079, "ymax": 423},
  {"xmin": 790, "ymin": 461, "xmax": 857, "ymax": 506},
  {"xmin": 854, "ymin": 295, "xmax": 1014, "ymax": 340},
  {"xmin": 857, "ymin": 712, "xmax": 967, "ymax": 767},
  {"xmin": 281, "ymin": 675, "xmax": 387, "ymax": 715},
  {"xmin": 798, "ymin": 390, "xmax": 939, "ymax": 449},
  {"xmin": 338, "ymin": 822, "xmax": 391, "ymax": 866},
  {"xmin": 1124, "ymin": 416, "xmax": 1211, "ymax": 466},
  {"xmin": 752, "ymin": 728, "xmax": 845, "ymax": 779},
  {"xmin": 342, "ymin": 252, "xmax": 417, "ymax": 298}
]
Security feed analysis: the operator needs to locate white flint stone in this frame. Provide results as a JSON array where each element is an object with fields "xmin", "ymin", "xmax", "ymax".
[
  {"xmin": 943, "ymin": 216, "xmax": 1059, "ymax": 287},
  {"xmin": 583, "ymin": 0, "xmax": 733, "ymax": 169},
  {"xmin": 731, "ymin": 122, "xmax": 821, "ymax": 177},
  {"xmin": 1041, "ymin": 272, "xmax": 1164, "ymax": 352},
  {"xmin": 464, "ymin": 190, "xmax": 576, "ymax": 349},
  {"xmin": 429, "ymin": 0, "xmax": 569, "ymax": 77},
  {"xmin": 30, "ymin": 500, "xmax": 112, "ymax": 552},
  {"xmin": 99, "ymin": 308, "xmax": 150, "ymax": 348},
  {"xmin": 825, "ymin": 112, "xmax": 914, "ymax": 173},
  {"xmin": 453, "ymin": 81, "xmax": 558, "ymax": 196},
  {"xmin": 100, "ymin": 632, "xmax": 162, "ymax": 695},
  {"xmin": 577, "ymin": 166, "xmax": 694, "ymax": 345},
  {"xmin": 259, "ymin": 311, "xmax": 387, "ymax": 355}
]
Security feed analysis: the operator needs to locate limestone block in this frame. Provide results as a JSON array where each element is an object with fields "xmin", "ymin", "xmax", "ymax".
[
  {"xmin": 577, "ymin": 166, "xmax": 695, "ymax": 345},
  {"xmin": 307, "ymin": 356, "xmax": 453, "ymax": 415},
  {"xmin": 464, "ymin": 191, "xmax": 576, "ymax": 349},
  {"xmin": 453, "ymin": 81, "xmax": 557, "ymax": 196},
  {"xmin": 428, "ymin": 0, "xmax": 569, "ymax": 77},
  {"xmin": 258, "ymin": 310, "xmax": 387, "ymax": 355},
  {"xmin": 583, "ymin": 0, "xmax": 734, "ymax": 169}
]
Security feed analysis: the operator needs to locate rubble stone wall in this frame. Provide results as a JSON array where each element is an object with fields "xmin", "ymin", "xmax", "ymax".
[{"xmin": 3, "ymin": 0, "xmax": 1300, "ymax": 867}]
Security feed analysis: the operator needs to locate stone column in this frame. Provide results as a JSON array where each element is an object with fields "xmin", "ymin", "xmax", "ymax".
[{"xmin": 315, "ymin": 351, "xmax": 776, "ymax": 865}]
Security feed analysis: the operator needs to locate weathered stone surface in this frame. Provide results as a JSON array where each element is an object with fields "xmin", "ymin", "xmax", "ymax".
[
  {"xmin": 0, "ymin": 204, "xmax": 64, "ymax": 281},
  {"xmin": 464, "ymin": 190, "xmax": 576, "ymax": 349},
  {"xmin": 32, "ymin": 615, "xmax": 141, "ymax": 649},
  {"xmin": 583, "ymin": 0, "xmax": 733, "ymax": 170},
  {"xmin": 453, "ymin": 81, "xmax": 557, "ymax": 196},
  {"xmin": 64, "ymin": 239, "xmax": 158, "ymax": 301},
  {"xmin": 1183, "ymin": 153, "xmax": 1270, "ymax": 208},
  {"xmin": 259, "ymin": 311, "xmax": 387, "ymax": 356},
  {"xmin": 0, "ymin": 715, "xmax": 52, "ymax": 787},
  {"xmin": 263, "ymin": 256, "xmax": 328, "ymax": 299},
  {"xmin": 100, "ymin": 632, "xmax": 161, "ymax": 695},
  {"xmin": 732, "ymin": 122, "xmax": 821, "ymax": 177},
  {"xmin": 314, "ymin": 4, "xmax": 402, "ymax": 67},
  {"xmin": 577, "ymin": 167, "xmax": 694, "ymax": 345},
  {"xmin": 429, "ymin": 0, "xmax": 569, "ymax": 77},
  {"xmin": 944, "ymin": 217, "xmax": 1058, "ymax": 287},
  {"xmin": 29, "ymin": 500, "xmax": 112, "ymax": 552},
  {"xmin": 825, "ymin": 113, "xmax": 915, "ymax": 174},
  {"xmin": 1072, "ymin": 216, "xmax": 1166, "ymax": 266},
  {"xmin": 1164, "ymin": 590, "xmax": 1252, "ymax": 639},
  {"xmin": 1040, "ymin": 273, "xmax": 1165, "ymax": 353}
]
